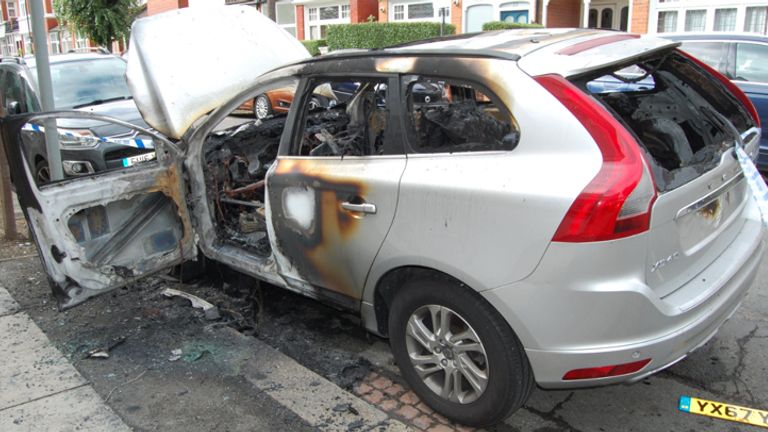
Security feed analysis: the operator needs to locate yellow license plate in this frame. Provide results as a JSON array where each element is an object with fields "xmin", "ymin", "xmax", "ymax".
[{"xmin": 679, "ymin": 396, "xmax": 768, "ymax": 429}]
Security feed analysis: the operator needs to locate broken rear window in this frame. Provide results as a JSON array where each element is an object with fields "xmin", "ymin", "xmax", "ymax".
[
  {"xmin": 577, "ymin": 50, "xmax": 756, "ymax": 191},
  {"xmin": 402, "ymin": 76, "xmax": 520, "ymax": 153}
]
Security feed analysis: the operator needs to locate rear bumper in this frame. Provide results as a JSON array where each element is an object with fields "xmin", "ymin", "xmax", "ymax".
[{"xmin": 483, "ymin": 205, "xmax": 764, "ymax": 388}]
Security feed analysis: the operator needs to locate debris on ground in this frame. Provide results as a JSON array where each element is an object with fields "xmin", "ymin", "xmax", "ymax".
[
  {"xmin": 85, "ymin": 336, "xmax": 127, "ymax": 360},
  {"xmin": 168, "ymin": 348, "xmax": 183, "ymax": 362},
  {"xmin": 162, "ymin": 287, "xmax": 221, "ymax": 320}
]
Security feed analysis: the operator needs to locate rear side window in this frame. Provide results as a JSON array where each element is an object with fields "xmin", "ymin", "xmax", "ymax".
[
  {"xmin": 580, "ymin": 50, "xmax": 755, "ymax": 191},
  {"xmin": 678, "ymin": 41, "xmax": 729, "ymax": 76},
  {"xmin": 401, "ymin": 76, "xmax": 519, "ymax": 153},
  {"xmin": 735, "ymin": 43, "xmax": 768, "ymax": 83}
]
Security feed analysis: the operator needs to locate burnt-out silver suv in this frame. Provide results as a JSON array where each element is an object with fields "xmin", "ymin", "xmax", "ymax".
[{"xmin": 2, "ymin": 7, "xmax": 764, "ymax": 427}]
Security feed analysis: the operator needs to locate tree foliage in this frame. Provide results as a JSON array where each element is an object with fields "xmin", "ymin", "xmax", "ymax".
[{"xmin": 53, "ymin": 0, "xmax": 140, "ymax": 50}]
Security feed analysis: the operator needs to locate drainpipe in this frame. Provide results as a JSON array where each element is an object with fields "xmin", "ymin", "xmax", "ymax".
[
  {"xmin": 29, "ymin": 0, "xmax": 63, "ymax": 181},
  {"xmin": 541, "ymin": 0, "xmax": 549, "ymax": 27},
  {"xmin": 582, "ymin": 0, "xmax": 591, "ymax": 28}
]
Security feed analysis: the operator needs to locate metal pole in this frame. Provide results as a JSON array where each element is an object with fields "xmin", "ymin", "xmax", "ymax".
[
  {"xmin": 0, "ymin": 138, "xmax": 17, "ymax": 240},
  {"xmin": 29, "ymin": 0, "xmax": 63, "ymax": 181},
  {"xmin": 440, "ymin": 8, "xmax": 445, "ymax": 36}
]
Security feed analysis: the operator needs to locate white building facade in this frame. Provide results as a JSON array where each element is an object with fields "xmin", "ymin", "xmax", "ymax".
[{"xmin": 649, "ymin": 0, "xmax": 767, "ymax": 34}]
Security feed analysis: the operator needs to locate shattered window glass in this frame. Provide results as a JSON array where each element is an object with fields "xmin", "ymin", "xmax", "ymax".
[
  {"xmin": 203, "ymin": 78, "xmax": 300, "ymax": 256},
  {"xmin": 297, "ymin": 78, "xmax": 392, "ymax": 157},
  {"xmin": 402, "ymin": 77, "xmax": 520, "ymax": 153}
]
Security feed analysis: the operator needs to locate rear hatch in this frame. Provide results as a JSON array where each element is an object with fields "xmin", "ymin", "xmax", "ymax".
[{"xmin": 571, "ymin": 49, "xmax": 760, "ymax": 304}]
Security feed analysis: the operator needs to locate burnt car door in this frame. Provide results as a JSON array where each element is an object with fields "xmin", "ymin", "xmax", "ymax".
[
  {"xmin": 1, "ymin": 112, "xmax": 195, "ymax": 308},
  {"xmin": 267, "ymin": 75, "xmax": 406, "ymax": 305}
]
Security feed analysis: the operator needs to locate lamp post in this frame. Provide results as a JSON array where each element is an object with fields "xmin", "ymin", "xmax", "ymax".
[{"xmin": 439, "ymin": 7, "xmax": 450, "ymax": 36}]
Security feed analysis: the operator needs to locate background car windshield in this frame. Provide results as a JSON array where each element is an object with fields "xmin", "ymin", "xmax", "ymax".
[{"xmin": 44, "ymin": 58, "xmax": 131, "ymax": 109}]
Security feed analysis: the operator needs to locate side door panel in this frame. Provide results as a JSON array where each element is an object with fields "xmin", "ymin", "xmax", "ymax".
[
  {"xmin": 266, "ymin": 75, "xmax": 405, "ymax": 304},
  {"xmin": 267, "ymin": 157, "xmax": 405, "ymax": 301},
  {"xmin": 2, "ymin": 112, "xmax": 194, "ymax": 308}
]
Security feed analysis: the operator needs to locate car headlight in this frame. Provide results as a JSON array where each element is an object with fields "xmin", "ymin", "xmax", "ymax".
[{"xmin": 57, "ymin": 129, "xmax": 100, "ymax": 148}]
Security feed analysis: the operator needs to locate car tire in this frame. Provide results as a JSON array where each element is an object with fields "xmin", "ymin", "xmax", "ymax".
[
  {"xmin": 35, "ymin": 159, "xmax": 50, "ymax": 185},
  {"xmin": 253, "ymin": 94, "xmax": 272, "ymax": 119},
  {"xmin": 389, "ymin": 277, "xmax": 534, "ymax": 427}
]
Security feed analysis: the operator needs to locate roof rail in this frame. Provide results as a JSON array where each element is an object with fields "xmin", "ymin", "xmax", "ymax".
[{"xmin": 66, "ymin": 47, "xmax": 111, "ymax": 55}]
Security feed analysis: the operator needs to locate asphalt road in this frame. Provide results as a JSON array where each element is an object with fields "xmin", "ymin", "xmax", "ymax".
[{"xmin": 0, "ymin": 235, "xmax": 766, "ymax": 431}]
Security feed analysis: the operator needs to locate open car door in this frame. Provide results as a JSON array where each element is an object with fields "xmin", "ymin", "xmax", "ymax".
[{"xmin": 1, "ymin": 112, "xmax": 195, "ymax": 308}]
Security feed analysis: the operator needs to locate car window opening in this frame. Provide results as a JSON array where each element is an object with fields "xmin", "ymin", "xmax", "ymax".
[
  {"xmin": 204, "ymin": 114, "xmax": 284, "ymax": 257},
  {"xmin": 581, "ymin": 51, "xmax": 755, "ymax": 191},
  {"xmin": 299, "ymin": 79, "xmax": 389, "ymax": 157},
  {"xmin": 404, "ymin": 77, "xmax": 520, "ymax": 153},
  {"xmin": 203, "ymin": 78, "xmax": 396, "ymax": 256}
]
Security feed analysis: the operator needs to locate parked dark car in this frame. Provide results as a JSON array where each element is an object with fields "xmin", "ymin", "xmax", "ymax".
[
  {"xmin": 0, "ymin": 52, "xmax": 156, "ymax": 184},
  {"xmin": 662, "ymin": 33, "xmax": 768, "ymax": 172}
]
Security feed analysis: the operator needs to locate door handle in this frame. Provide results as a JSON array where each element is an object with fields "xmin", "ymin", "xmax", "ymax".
[{"xmin": 341, "ymin": 201, "xmax": 377, "ymax": 214}]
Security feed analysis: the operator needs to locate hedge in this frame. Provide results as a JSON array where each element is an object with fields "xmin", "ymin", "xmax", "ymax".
[
  {"xmin": 301, "ymin": 39, "xmax": 327, "ymax": 56},
  {"xmin": 326, "ymin": 22, "xmax": 456, "ymax": 51},
  {"xmin": 482, "ymin": 22, "xmax": 545, "ymax": 31}
]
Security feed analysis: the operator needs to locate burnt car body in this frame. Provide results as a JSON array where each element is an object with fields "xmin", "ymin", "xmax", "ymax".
[
  {"xmin": 2, "ymin": 7, "xmax": 764, "ymax": 427},
  {"xmin": 0, "ymin": 53, "xmax": 155, "ymax": 183}
]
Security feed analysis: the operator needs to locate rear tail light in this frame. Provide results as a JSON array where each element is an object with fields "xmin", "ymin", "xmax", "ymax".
[
  {"xmin": 534, "ymin": 74, "xmax": 657, "ymax": 243},
  {"xmin": 563, "ymin": 359, "xmax": 651, "ymax": 380},
  {"xmin": 678, "ymin": 49, "xmax": 760, "ymax": 128}
]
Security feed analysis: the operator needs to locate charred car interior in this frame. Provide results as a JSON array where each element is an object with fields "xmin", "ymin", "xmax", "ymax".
[{"xmin": 582, "ymin": 51, "xmax": 756, "ymax": 191}]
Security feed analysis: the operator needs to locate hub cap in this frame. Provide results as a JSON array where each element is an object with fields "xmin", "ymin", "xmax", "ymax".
[
  {"xmin": 405, "ymin": 305, "xmax": 488, "ymax": 404},
  {"xmin": 254, "ymin": 96, "xmax": 270, "ymax": 119}
]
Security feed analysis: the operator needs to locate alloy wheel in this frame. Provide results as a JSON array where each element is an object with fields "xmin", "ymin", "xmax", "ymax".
[{"xmin": 404, "ymin": 305, "xmax": 489, "ymax": 404}]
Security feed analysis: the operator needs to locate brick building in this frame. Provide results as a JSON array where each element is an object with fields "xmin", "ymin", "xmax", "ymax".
[
  {"xmin": 0, "ymin": 0, "xmax": 152, "ymax": 57},
  {"xmin": 146, "ymin": 0, "xmax": 768, "ymax": 42}
]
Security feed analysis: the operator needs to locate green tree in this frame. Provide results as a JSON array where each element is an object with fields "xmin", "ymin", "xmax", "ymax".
[{"xmin": 53, "ymin": 0, "xmax": 140, "ymax": 52}]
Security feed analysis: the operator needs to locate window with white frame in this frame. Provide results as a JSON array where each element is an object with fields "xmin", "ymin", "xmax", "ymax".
[
  {"xmin": 276, "ymin": 2, "xmax": 296, "ymax": 37},
  {"xmin": 745, "ymin": 7, "xmax": 767, "ymax": 34},
  {"xmin": 7, "ymin": 0, "xmax": 15, "ymax": 17},
  {"xmin": 657, "ymin": 11, "xmax": 677, "ymax": 33},
  {"xmin": 391, "ymin": 1, "xmax": 439, "ymax": 21},
  {"xmin": 714, "ymin": 8, "xmax": 737, "ymax": 32},
  {"xmin": 684, "ymin": 10, "xmax": 706, "ymax": 32},
  {"xmin": 76, "ymin": 32, "xmax": 88, "ymax": 49},
  {"xmin": 394, "ymin": 4, "xmax": 404, "ymax": 20},
  {"xmin": 60, "ymin": 29, "xmax": 72, "ymax": 53},
  {"xmin": 49, "ymin": 31, "xmax": 60, "ymax": 55},
  {"xmin": 408, "ymin": 3, "xmax": 434, "ymax": 19},
  {"xmin": 18, "ymin": 0, "xmax": 25, "ymax": 17},
  {"xmin": 307, "ymin": 3, "xmax": 349, "ymax": 40}
]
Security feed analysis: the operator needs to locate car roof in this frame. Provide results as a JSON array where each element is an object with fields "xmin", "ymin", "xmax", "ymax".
[
  {"xmin": 661, "ymin": 32, "xmax": 768, "ymax": 43},
  {"xmin": 24, "ymin": 52, "xmax": 122, "ymax": 68},
  {"xmin": 303, "ymin": 28, "xmax": 679, "ymax": 77}
]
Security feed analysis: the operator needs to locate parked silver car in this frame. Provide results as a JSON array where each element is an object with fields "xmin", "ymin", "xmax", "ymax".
[{"xmin": 2, "ymin": 8, "xmax": 764, "ymax": 427}]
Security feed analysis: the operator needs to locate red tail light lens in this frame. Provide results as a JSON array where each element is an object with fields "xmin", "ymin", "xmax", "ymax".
[
  {"xmin": 563, "ymin": 359, "xmax": 651, "ymax": 380},
  {"xmin": 678, "ymin": 49, "xmax": 760, "ymax": 128},
  {"xmin": 535, "ymin": 74, "xmax": 657, "ymax": 243}
]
